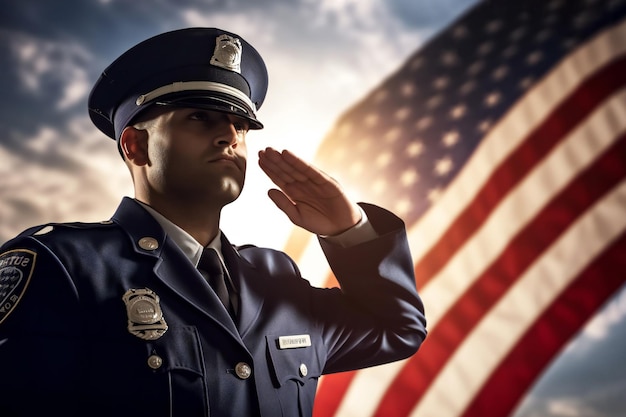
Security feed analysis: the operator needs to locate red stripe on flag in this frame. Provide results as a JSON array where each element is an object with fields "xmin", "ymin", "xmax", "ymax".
[
  {"xmin": 414, "ymin": 55, "xmax": 626, "ymax": 289},
  {"xmin": 371, "ymin": 133, "xmax": 626, "ymax": 416},
  {"xmin": 313, "ymin": 371, "xmax": 358, "ymax": 417},
  {"xmin": 460, "ymin": 231, "xmax": 626, "ymax": 417}
]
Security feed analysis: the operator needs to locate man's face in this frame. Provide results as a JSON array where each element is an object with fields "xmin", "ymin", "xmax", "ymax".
[{"xmin": 140, "ymin": 107, "xmax": 249, "ymax": 207}]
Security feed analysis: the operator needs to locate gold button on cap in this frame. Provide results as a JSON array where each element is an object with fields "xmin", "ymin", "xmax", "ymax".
[
  {"xmin": 299, "ymin": 363, "xmax": 308, "ymax": 377},
  {"xmin": 147, "ymin": 354, "xmax": 163, "ymax": 369},
  {"xmin": 138, "ymin": 237, "xmax": 159, "ymax": 251},
  {"xmin": 235, "ymin": 362, "xmax": 252, "ymax": 380}
]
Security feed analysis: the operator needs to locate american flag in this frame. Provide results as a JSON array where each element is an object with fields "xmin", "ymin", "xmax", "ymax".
[{"xmin": 282, "ymin": 0, "xmax": 626, "ymax": 415}]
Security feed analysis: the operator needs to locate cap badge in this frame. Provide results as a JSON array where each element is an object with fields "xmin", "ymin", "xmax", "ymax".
[
  {"xmin": 123, "ymin": 288, "xmax": 168, "ymax": 340},
  {"xmin": 210, "ymin": 34, "xmax": 242, "ymax": 73}
]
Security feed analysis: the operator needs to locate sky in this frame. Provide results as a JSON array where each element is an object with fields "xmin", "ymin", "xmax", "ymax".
[{"xmin": 1, "ymin": 1, "xmax": 625, "ymax": 416}]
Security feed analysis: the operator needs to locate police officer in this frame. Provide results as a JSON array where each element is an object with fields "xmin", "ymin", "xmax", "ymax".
[{"xmin": 0, "ymin": 28, "xmax": 426, "ymax": 416}]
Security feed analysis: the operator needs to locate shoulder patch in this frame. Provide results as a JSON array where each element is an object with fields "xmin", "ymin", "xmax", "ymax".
[{"xmin": 0, "ymin": 249, "xmax": 37, "ymax": 325}]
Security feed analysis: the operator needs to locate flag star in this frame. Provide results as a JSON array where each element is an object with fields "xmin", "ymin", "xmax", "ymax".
[
  {"xmin": 450, "ymin": 104, "xmax": 467, "ymax": 119},
  {"xmin": 336, "ymin": 122, "xmax": 352, "ymax": 138},
  {"xmin": 427, "ymin": 187, "xmax": 443, "ymax": 203},
  {"xmin": 434, "ymin": 76, "xmax": 450, "ymax": 90},
  {"xmin": 394, "ymin": 107, "xmax": 411, "ymax": 121},
  {"xmin": 349, "ymin": 161, "xmax": 364, "ymax": 176},
  {"xmin": 573, "ymin": 12, "xmax": 594, "ymax": 29},
  {"xmin": 372, "ymin": 89, "xmax": 388, "ymax": 103},
  {"xmin": 543, "ymin": 14, "xmax": 558, "ymax": 25},
  {"xmin": 329, "ymin": 147, "xmax": 347, "ymax": 162},
  {"xmin": 502, "ymin": 45, "xmax": 518, "ymax": 58},
  {"xmin": 518, "ymin": 11, "xmax": 531, "ymax": 21},
  {"xmin": 394, "ymin": 198, "xmax": 412, "ymax": 217},
  {"xmin": 486, "ymin": 20, "xmax": 503, "ymax": 33},
  {"xmin": 375, "ymin": 152, "xmax": 393, "ymax": 168},
  {"xmin": 400, "ymin": 169, "xmax": 419, "ymax": 186},
  {"xmin": 426, "ymin": 95, "xmax": 444, "ymax": 109},
  {"xmin": 452, "ymin": 25, "xmax": 469, "ymax": 39},
  {"xmin": 442, "ymin": 131, "xmax": 460, "ymax": 147},
  {"xmin": 401, "ymin": 82, "xmax": 416, "ymax": 97},
  {"xmin": 415, "ymin": 116, "xmax": 433, "ymax": 131},
  {"xmin": 519, "ymin": 76, "xmax": 535, "ymax": 90},
  {"xmin": 562, "ymin": 38, "xmax": 579, "ymax": 50},
  {"xmin": 372, "ymin": 179, "xmax": 386, "ymax": 195},
  {"xmin": 441, "ymin": 51, "xmax": 459, "ymax": 66},
  {"xmin": 459, "ymin": 80, "xmax": 477, "ymax": 95},
  {"xmin": 510, "ymin": 27, "xmax": 527, "ymax": 41},
  {"xmin": 492, "ymin": 65, "xmax": 509, "ymax": 80},
  {"xmin": 468, "ymin": 61, "xmax": 485, "ymax": 75},
  {"xmin": 526, "ymin": 51, "xmax": 543, "ymax": 65},
  {"xmin": 434, "ymin": 156, "xmax": 454, "ymax": 176},
  {"xmin": 478, "ymin": 42, "xmax": 494, "ymax": 56},
  {"xmin": 364, "ymin": 113, "xmax": 379, "ymax": 127},
  {"xmin": 478, "ymin": 119, "xmax": 493, "ymax": 132},
  {"xmin": 535, "ymin": 29, "xmax": 552, "ymax": 43},
  {"xmin": 484, "ymin": 91, "xmax": 501, "ymax": 107},
  {"xmin": 407, "ymin": 141, "xmax": 425, "ymax": 157},
  {"xmin": 356, "ymin": 136, "xmax": 371, "ymax": 152},
  {"xmin": 547, "ymin": 0, "xmax": 565, "ymax": 10},
  {"xmin": 409, "ymin": 57, "xmax": 424, "ymax": 71},
  {"xmin": 384, "ymin": 128, "xmax": 402, "ymax": 142}
]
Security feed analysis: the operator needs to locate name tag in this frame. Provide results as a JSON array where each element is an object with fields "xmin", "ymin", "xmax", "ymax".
[{"xmin": 278, "ymin": 334, "xmax": 311, "ymax": 349}]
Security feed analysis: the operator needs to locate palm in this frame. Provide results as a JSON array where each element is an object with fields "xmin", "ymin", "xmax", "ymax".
[{"xmin": 258, "ymin": 148, "xmax": 361, "ymax": 236}]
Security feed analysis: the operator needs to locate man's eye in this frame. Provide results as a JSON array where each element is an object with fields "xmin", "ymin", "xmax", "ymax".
[
  {"xmin": 189, "ymin": 111, "xmax": 209, "ymax": 121},
  {"xmin": 234, "ymin": 123, "xmax": 248, "ymax": 133}
]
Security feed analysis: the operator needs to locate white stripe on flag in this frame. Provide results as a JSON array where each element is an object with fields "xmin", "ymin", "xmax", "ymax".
[
  {"xmin": 424, "ymin": 87, "xmax": 626, "ymax": 326},
  {"xmin": 410, "ymin": 176, "xmax": 626, "ymax": 417}
]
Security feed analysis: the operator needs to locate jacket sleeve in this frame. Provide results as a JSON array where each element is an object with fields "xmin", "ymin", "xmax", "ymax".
[
  {"xmin": 314, "ymin": 203, "xmax": 427, "ymax": 374},
  {"xmin": 0, "ymin": 234, "xmax": 86, "ymax": 416}
]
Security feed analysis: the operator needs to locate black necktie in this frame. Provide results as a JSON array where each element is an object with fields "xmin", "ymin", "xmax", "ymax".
[{"xmin": 198, "ymin": 248, "xmax": 232, "ymax": 314}]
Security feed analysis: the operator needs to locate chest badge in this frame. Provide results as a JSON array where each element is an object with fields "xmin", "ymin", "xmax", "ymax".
[{"xmin": 123, "ymin": 288, "xmax": 168, "ymax": 340}]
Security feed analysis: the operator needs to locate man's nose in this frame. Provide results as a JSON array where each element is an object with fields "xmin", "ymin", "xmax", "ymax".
[{"xmin": 213, "ymin": 122, "xmax": 239, "ymax": 147}]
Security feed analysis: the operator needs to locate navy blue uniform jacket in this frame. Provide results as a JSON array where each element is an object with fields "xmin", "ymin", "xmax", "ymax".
[{"xmin": 0, "ymin": 198, "xmax": 426, "ymax": 416}]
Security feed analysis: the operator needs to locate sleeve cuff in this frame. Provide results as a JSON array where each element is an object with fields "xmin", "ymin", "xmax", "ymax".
[{"xmin": 320, "ymin": 206, "xmax": 379, "ymax": 248}]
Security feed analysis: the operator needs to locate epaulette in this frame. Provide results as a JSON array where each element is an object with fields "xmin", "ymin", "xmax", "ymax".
[
  {"xmin": 0, "ymin": 219, "xmax": 117, "ymax": 325},
  {"xmin": 14, "ymin": 220, "xmax": 117, "ymax": 239}
]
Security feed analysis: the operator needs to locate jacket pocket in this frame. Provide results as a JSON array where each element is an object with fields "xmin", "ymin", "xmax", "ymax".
[
  {"xmin": 87, "ymin": 326, "xmax": 207, "ymax": 416},
  {"xmin": 266, "ymin": 334, "xmax": 322, "ymax": 416}
]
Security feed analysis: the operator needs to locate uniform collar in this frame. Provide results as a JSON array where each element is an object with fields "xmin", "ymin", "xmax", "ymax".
[{"xmin": 135, "ymin": 200, "xmax": 224, "ymax": 267}]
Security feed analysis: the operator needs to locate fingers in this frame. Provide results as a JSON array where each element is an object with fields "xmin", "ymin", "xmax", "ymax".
[
  {"xmin": 267, "ymin": 188, "xmax": 300, "ymax": 222},
  {"xmin": 258, "ymin": 147, "xmax": 328, "ymax": 187}
]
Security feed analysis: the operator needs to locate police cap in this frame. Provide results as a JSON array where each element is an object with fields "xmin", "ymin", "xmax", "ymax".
[{"xmin": 88, "ymin": 27, "xmax": 268, "ymax": 140}]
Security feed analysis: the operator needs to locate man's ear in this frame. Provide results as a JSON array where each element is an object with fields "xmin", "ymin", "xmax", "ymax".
[{"xmin": 120, "ymin": 126, "xmax": 149, "ymax": 166}]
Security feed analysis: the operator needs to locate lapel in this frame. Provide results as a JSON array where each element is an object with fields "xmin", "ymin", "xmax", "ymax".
[
  {"xmin": 220, "ymin": 234, "xmax": 265, "ymax": 339},
  {"xmin": 111, "ymin": 197, "xmax": 242, "ymax": 342}
]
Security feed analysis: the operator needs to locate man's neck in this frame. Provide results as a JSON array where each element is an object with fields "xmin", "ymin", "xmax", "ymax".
[{"xmin": 135, "ymin": 196, "xmax": 221, "ymax": 247}]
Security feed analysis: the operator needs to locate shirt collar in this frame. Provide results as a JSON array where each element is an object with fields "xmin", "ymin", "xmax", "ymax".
[{"xmin": 136, "ymin": 200, "xmax": 223, "ymax": 267}]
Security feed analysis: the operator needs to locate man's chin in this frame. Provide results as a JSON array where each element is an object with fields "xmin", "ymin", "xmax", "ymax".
[{"xmin": 216, "ymin": 178, "xmax": 244, "ymax": 203}]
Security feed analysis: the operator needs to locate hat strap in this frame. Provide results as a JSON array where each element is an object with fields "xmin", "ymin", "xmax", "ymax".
[{"xmin": 135, "ymin": 81, "xmax": 257, "ymax": 113}]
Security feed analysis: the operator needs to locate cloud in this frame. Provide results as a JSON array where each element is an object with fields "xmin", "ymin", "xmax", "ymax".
[
  {"xmin": 582, "ymin": 286, "xmax": 626, "ymax": 340},
  {"xmin": 0, "ymin": 115, "xmax": 132, "ymax": 243},
  {"xmin": 6, "ymin": 30, "xmax": 92, "ymax": 110},
  {"xmin": 515, "ymin": 377, "xmax": 626, "ymax": 417}
]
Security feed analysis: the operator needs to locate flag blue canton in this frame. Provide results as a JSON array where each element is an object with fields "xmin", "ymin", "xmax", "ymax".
[{"xmin": 316, "ymin": 0, "xmax": 626, "ymax": 226}]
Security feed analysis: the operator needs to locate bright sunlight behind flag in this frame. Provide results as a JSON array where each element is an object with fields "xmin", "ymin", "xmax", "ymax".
[{"xmin": 280, "ymin": 0, "xmax": 626, "ymax": 415}]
